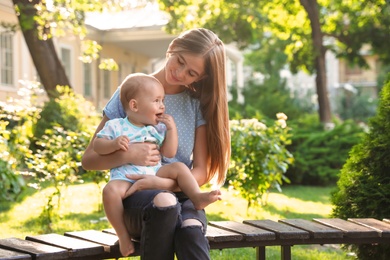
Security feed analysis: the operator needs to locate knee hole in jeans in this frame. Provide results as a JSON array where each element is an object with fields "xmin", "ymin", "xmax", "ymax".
[
  {"xmin": 181, "ymin": 219, "xmax": 203, "ymax": 231},
  {"xmin": 153, "ymin": 192, "xmax": 177, "ymax": 208}
]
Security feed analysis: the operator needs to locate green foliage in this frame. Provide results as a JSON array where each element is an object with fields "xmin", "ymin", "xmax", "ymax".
[
  {"xmin": 33, "ymin": 86, "xmax": 87, "ymax": 141},
  {"xmin": 335, "ymin": 88, "xmax": 378, "ymax": 123},
  {"xmin": 160, "ymin": 0, "xmax": 390, "ymax": 75},
  {"xmin": 1, "ymin": 82, "xmax": 107, "ymax": 227},
  {"xmin": 229, "ymin": 35, "xmax": 315, "ymax": 122},
  {"xmin": 0, "ymin": 119, "xmax": 25, "ymax": 201},
  {"xmin": 286, "ymin": 115, "xmax": 364, "ymax": 185},
  {"xmin": 242, "ymin": 79, "xmax": 315, "ymax": 121},
  {"xmin": 26, "ymin": 126, "xmax": 88, "ymax": 230},
  {"xmin": 0, "ymin": 82, "xmax": 45, "ymax": 201},
  {"xmin": 0, "ymin": 158, "xmax": 25, "ymax": 201},
  {"xmin": 25, "ymin": 86, "xmax": 106, "ymax": 228},
  {"xmin": 331, "ymin": 78, "xmax": 390, "ymax": 259},
  {"xmin": 228, "ymin": 114, "xmax": 294, "ymax": 209}
]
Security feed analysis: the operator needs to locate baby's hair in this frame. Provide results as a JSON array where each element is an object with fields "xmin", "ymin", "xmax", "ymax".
[{"xmin": 119, "ymin": 73, "xmax": 161, "ymax": 111}]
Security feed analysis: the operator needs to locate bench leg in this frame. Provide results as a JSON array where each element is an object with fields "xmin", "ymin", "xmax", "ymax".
[
  {"xmin": 281, "ymin": 245, "xmax": 292, "ymax": 260},
  {"xmin": 256, "ymin": 246, "xmax": 266, "ymax": 260}
]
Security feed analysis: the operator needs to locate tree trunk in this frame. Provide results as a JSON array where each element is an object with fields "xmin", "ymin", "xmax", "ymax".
[
  {"xmin": 12, "ymin": 0, "xmax": 71, "ymax": 99},
  {"xmin": 300, "ymin": 0, "xmax": 332, "ymax": 125}
]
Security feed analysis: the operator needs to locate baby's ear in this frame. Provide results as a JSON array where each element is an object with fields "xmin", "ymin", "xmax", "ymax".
[{"xmin": 129, "ymin": 99, "xmax": 138, "ymax": 111}]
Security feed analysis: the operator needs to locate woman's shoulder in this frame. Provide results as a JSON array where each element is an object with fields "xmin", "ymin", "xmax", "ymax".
[
  {"xmin": 103, "ymin": 88, "xmax": 126, "ymax": 119},
  {"xmin": 166, "ymin": 90, "xmax": 200, "ymax": 105}
]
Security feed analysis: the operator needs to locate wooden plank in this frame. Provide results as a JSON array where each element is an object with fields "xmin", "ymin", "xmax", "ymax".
[
  {"xmin": 0, "ymin": 238, "xmax": 68, "ymax": 260},
  {"xmin": 348, "ymin": 218, "xmax": 390, "ymax": 238},
  {"xmin": 280, "ymin": 219, "xmax": 343, "ymax": 239},
  {"xmin": 26, "ymin": 233, "xmax": 105, "ymax": 258},
  {"xmin": 102, "ymin": 229, "xmax": 116, "ymax": 236},
  {"xmin": 205, "ymin": 225, "xmax": 243, "ymax": 243},
  {"xmin": 0, "ymin": 248, "xmax": 31, "ymax": 260},
  {"xmin": 64, "ymin": 230, "xmax": 118, "ymax": 253},
  {"xmin": 209, "ymin": 221, "xmax": 275, "ymax": 242},
  {"xmin": 313, "ymin": 218, "xmax": 379, "ymax": 238},
  {"xmin": 243, "ymin": 219, "xmax": 310, "ymax": 240}
]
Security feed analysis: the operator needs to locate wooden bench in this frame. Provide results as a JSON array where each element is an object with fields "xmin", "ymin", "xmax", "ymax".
[{"xmin": 0, "ymin": 218, "xmax": 389, "ymax": 260}]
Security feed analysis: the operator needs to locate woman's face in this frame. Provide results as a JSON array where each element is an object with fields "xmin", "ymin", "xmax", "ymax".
[{"xmin": 165, "ymin": 53, "xmax": 205, "ymax": 87}]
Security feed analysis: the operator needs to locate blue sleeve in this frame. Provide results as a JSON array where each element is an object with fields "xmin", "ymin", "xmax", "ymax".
[
  {"xmin": 103, "ymin": 87, "xmax": 126, "ymax": 119},
  {"xmin": 96, "ymin": 120, "xmax": 116, "ymax": 140}
]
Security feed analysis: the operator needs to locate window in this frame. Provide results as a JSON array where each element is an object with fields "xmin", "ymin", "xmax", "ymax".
[
  {"xmin": 0, "ymin": 32, "xmax": 14, "ymax": 85},
  {"xmin": 60, "ymin": 47, "xmax": 71, "ymax": 80},
  {"xmin": 83, "ymin": 63, "xmax": 92, "ymax": 97},
  {"xmin": 103, "ymin": 70, "xmax": 111, "ymax": 98}
]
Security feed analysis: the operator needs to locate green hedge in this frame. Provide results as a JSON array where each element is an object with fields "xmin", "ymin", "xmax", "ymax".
[
  {"xmin": 331, "ymin": 77, "xmax": 390, "ymax": 259},
  {"xmin": 286, "ymin": 115, "xmax": 364, "ymax": 185}
]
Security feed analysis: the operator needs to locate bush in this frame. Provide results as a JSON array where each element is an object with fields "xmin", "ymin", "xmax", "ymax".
[
  {"xmin": 0, "ymin": 119, "xmax": 25, "ymax": 201},
  {"xmin": 32, "ymin": 86, "xmax": 95, "ymax": 150},
  {"xmin": 286, "ymin": 115, "xmax": 365, "ymax": 185},
  {"xmin": 331, "ymin": 78, "xmax": 390, "ymax": 259},
  {"xmin": 227, "ymin": 114, "xmax": 294, "ymax": 209}
]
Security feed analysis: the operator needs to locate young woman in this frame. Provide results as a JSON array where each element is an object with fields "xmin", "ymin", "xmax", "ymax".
[{"xmin": 82, "ymin": 28, "xmax": 231, "ymax": 260}]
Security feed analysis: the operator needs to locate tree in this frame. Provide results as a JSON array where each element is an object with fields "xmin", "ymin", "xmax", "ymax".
[
  {"xmin": 159, "ymin": 0, "xmax": 390, "ymax": 125},
  {"xmin": 12, "ymin": 0, "xmax": 71, "ymax": 98},
  {"xmin": 9, "ymin": 0, "xmax": 134, "ymax": 99},
  {"xmin": 331, "ymin": 76, "xmax": 390, "ymax": 259}
]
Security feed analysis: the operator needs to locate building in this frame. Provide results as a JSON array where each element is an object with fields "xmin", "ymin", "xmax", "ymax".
[{"xmin": 0, "ymin": 1, "xmax": 244, "ymax": 110}]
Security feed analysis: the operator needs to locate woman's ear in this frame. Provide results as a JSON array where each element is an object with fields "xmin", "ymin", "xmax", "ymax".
[{"xmin": 129, "ymin": 99, "xmax": 138, "ymax": 111}]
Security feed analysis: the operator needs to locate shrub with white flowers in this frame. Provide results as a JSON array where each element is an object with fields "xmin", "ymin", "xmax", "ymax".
[{"xmin": 228, "ymin": 113, "xmax": 294, "ymax": 209}]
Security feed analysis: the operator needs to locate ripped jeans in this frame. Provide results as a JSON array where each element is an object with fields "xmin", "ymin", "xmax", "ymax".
[{"xmin": 122, "ymin": 190, "xmax": 210, "ymax": 260}]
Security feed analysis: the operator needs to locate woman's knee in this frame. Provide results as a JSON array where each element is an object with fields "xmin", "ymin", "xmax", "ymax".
[
  {"xmin": 153, "ymin": 192, "xmax": 177, "ymax": 208},
  {"xmin": 181, "ymin": 218, "xmax": 202, "ymax": 227}
]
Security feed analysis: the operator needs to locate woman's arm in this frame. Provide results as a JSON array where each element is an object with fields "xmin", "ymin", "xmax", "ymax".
[{"xmin": 82, "ymin": 115, "xmax": 161, "ymax": 171}]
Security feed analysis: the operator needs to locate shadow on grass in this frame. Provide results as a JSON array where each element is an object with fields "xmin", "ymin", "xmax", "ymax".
[
  {"xmin": 261, "ymin": 203, "xmax": 329, "ymax": 220},
  {"xmin": 274, "ymin": 185, "xmax": 336, "ymax": 203}
]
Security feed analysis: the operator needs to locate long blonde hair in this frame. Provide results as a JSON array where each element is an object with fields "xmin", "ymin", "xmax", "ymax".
[{"xmin": 167, "ymin": 28, "xmax": 231, "ymax": 186}]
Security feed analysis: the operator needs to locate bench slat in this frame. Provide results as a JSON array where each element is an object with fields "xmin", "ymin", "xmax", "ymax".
[
  {"xmin": 0, "ymin": 238, "xmax": 68, "ymax": 260},
  {"xmin": 243, "ymin": 219, "xmax": 310, "ymax": 240},
  {"xmin": 206, "ymin": 225, "xmax": 242, "ymax": 242},
  {"xmin": 26, "ymin": 233, "xmax": 105, "ymax": 258},
  {"xmin": 279, "ymin": 219, "xmax": 343, "ymax": 239},
  {"xmin": 64, "ymin": 230, "xmax": 118, "ymax": 253},
  {"xmin": 0, "ymin": 248, "xmax": 31, "ymax": 260},
  {"xmin": 209, "ymin": 221, "xmax": 275, "ymax": 242},
  {"xmin": 348, "ymin": 218, "xmax": 390, "ymax": 238},
  {"xmin": 102, "ymin": 229, "xmax": 116, "ymax": 236},
  {"xmin": 313, "ymin": 218, "xmax": 379, "ymax": 238}
]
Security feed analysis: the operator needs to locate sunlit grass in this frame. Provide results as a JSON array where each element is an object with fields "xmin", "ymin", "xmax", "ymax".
[
  {"xmin": 0, "ymin": 183, "xmax": 353, "ymax": 259},
  {"xmin": 205, "ymin": 185, "xmax": 334, "ymax": 222}
]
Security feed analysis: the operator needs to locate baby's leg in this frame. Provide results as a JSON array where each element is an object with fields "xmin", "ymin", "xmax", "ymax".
[
  {"xmin": 157, "ymin": 162, "xmax": 221, "ymax": 210},
  {"xmin": 103, "ymin": 180, "xmax": 135, "ymax": 256}
]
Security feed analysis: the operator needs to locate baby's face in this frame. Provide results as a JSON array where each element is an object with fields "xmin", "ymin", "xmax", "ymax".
[{"xmin": 136, "ymin": 80, "xmax": 165, "ymax": 125}]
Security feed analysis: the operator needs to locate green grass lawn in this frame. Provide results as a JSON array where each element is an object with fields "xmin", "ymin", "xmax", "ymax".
[{"xmin": 0, "ymin": 183, "xmax": 355, "ymax": 259}]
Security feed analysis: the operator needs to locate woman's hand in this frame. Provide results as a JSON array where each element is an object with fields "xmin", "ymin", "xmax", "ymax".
[
  {"xmin": 127, "ymin": 142, "xmax": 161, "ymax": 166},
  {"xmin": 125, "ymin": 174, "xmax": 177, "ymax": 191}
]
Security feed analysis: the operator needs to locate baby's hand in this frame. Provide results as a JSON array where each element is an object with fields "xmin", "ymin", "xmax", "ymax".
[
  {"xmin": 115, "ymin": 135, "xmax": 130, "ymax": 151},
  {"xmin": 158, "ymin": 114, "xmax": 176, "ymax": 131}
]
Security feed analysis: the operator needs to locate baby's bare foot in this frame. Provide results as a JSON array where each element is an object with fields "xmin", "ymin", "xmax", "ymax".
[{"xmin": 193, "ymin": 190, "xmax": 222, "ymax": 210}]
